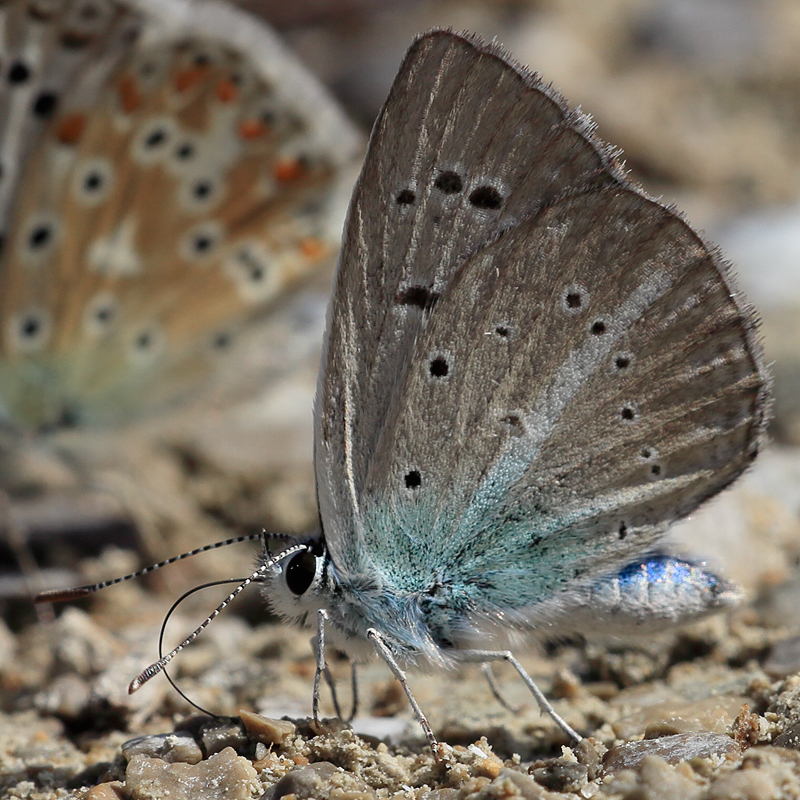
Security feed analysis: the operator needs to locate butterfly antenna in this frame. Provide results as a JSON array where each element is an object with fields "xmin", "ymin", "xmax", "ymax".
[
  {"xmin": 129, "ymin": 542, "xmax": 308, "ymax": 693},
  {"xmin": 158, "ymin": 578, "xmax": 246, "ymax": 718},
  {"xmin": 33, "ymin": 532, "xmax": 291, "ymax": 604}
]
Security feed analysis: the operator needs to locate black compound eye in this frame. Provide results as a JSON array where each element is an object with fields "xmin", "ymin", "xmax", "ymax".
[{"xmin": 285, "ymin": 550, "xmax": 317, "ymax": 596}]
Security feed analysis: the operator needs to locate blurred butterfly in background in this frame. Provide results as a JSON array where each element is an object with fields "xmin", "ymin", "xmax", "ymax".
[{"xmin": 0, "ymin": 0, "xmax": 362, "ymax": 592}]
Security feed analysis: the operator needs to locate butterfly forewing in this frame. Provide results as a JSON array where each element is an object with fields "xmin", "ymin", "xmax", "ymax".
[
  {"xmin": 317, "ymin": 30, "xmax": 628, "ymax": 564},
  {"xmin": 317, "ymin": 31, "xmax": 769, "ymax": 612}
]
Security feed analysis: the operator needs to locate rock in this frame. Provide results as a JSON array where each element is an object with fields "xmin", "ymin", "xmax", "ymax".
[
  {"xmin": 603, "ymin": 733, "xmax": 741, "ymax": 772},
  {"xmin": 125, "ymin": 747, "xmax": 259, "ymax": 800}
]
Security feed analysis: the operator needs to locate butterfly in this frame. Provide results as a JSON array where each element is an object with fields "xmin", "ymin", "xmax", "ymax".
[
  {"xmin": 0, "ymin": 0, "xmax": 361, "ymax": 566},
  {"xmin": 39, "ymin": 28, "xmax": 770, "ymax": 754},
  {"xmin": 262, "ymin": 28, "xmax": 769, "ymax": 747}
]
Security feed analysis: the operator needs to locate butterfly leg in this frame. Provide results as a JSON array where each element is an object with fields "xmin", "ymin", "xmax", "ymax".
[
  {"xmin": 322, "ymin": 663, "xmax": 345, "ymax": 721},
  {"xmin": 459, "ymin": 650, "xmax": 582, "ymax": 743},
  {"xmin": 314, "ymin": 613, "xmax": 361, "ymax": 723},
  {"xmin": 347, "ymin": 660, "xmax": 360, "ymax": 722},
  {"xmin": 367, "ymin": 628, "xmax": 442, "ymax": 759},
  {"xmin": 313, "ymin": 609, "xmax": 330, "ymax": 726},
  {"xmin": 481, "ymin": 662, "xmax": 523, "ymax": 713}
]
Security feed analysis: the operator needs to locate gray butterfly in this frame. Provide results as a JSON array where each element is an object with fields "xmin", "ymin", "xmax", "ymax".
[
  {"xmin": 265, "ymin": 29, "xmax": 769, "ymax": 747},
  {"xmin": 43, "ymin": 28, "xmax": 770, "ymax": 753}
]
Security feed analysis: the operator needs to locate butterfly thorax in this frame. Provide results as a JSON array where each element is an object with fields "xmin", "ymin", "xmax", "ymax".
[{"xmin": 262, "ymin": 536, "xmax": 482, "ymax": 668}]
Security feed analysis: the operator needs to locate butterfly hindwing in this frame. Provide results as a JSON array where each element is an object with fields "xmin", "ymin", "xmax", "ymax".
[
  {"xmin": 0, "ymin": 0, "xmax": 361, "ymax": 429},
  {"xmin": 357, "ymin": 187, "xmax": 766, "ymax": 618}
]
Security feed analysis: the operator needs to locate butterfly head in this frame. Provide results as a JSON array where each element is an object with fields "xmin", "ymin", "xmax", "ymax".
[{"xmin": 261, "ymin": 535, "xmax": 332, "ymax": 628}]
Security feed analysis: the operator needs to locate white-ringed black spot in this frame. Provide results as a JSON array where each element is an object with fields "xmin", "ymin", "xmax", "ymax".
[
  {"xmin": 396, "ymin": 285, "xmax": 439, "ymax": 310},
  {"xmin": 135, "ymin": 331, "xmax": 153, "ymax": 350},
  {"xmin": 561, "ymin": 285, "xmax": 588, "ymax": 314},
  {"xmin": 429, "ymin": 356, "xmax": 449, "ymax": 378},
  {"xmin": 83, "ymin": 170, "xmax": 104, "ymax": 192},
  {"xmin": 614, "ymin": 352, "xmax": 632, "ymax": 371},
  {"xmin": 469, "ymin": 185, "xmax": 503, "ymax": 209},
  {"xmin": 590, "ymin": 319, "xmax": 606, "ymax": 335},
  {"xmin": 194, "ymin": 235, "xmax": 212, "ymax": 253},
  {"xmin": 434, "ymin": 170, "xmax": 463, "ymax": 194},
  {"xmin": 9, "ymin": 307, "xmax": 50, "ymax": 352},
  {"xmin": 618, "ymin": 522, "xmax": 628, "ymax": 540},
  {"xmin": 650, "ymin": 464, "xmax": 662, "ymax": 476},
  {"xmin": 396, "ymin": 189, "xmax": 415, "ymax": 205},
  {"xmin": 212, "ymin": 331, "xmax": 231, "ymax": 350},
  {"xmin": 494, "ymin": 324, "xmax": 511, "ymax": 338},
  {"xmin": 8, "ymin": 61, "xmax": 31, "ymax": 84},
  {"xmin": 20, "ymin": 314, "xmax": 42, "ymax": 339},
  {"xmin": 620, "ymin": 404, "xmax": 638, "ymax": 422},
  {"xmin": 404, "ymin": 470, "xmax": 422, "ymax": 489},
  {"xmin": 94, "ymin": 304, "xmax": 113, "ymax": 325},
  {"xmin": 144, "ymin": 128, "xmax": 168, "ymax": 149},
  {"xmin": 192, "ymin": 180, "xmax": 212, "ymax": 200},
  {"xmin": 28, "ymin": 224, "xmax": 52, "ymax": 250},
  {"xmin": 32, "ymin": 91, "xmax": 58, "ymax": 118},
  {"xmin": 175, "ymin": 142, "xmax": 195, "ymax": 160}
]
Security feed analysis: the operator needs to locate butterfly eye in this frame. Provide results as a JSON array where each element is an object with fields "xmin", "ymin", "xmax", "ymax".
[
  {"xmin": 8, "ymin": 308, "xmax": 51, "ymax": 352},
  {"xmin": 285, "ymin": 550, "xmax": 318, "ymax": 596},
  {"xmin": 71, "ymin": 158, "xmax": 114, "ymax": 206}
]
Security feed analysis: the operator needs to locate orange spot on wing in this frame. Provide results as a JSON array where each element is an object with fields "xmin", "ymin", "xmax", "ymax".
[
  {"xmin": 56, "ymin": 113, "xmax": 87, "ymax": 145},
  {"xmin": 274, "ymin": 159, "xmax": 306, "ymax": 183},
  {"xmin": 300, "ymin": 238, "xmax": 326, "ymax": 260},
  {"xmin": 216, "ymin": 78, "xmax": 239, "ymax": 103},
  {"xmin": 175, "ymin": 66, "xmax": 210, "ymax": 92},
  {"xmin": 239, "ymin": 119, "xmax": 268, "ymax": 140},
  {"xmin": 118, "ymin": 74, "xmax": 142, "ymax": 113}
]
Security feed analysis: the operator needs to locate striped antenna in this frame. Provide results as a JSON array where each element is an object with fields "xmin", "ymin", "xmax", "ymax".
[{"xmin": 34, "ymin": 532, "xmax": 291, "ymax": 604}]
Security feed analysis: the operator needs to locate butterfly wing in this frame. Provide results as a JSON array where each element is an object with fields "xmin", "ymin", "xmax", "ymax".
[
  {"xmin": 316, "ymin": 31, "xmax": 769, "ymax": 623},
  {"xmin": 0, "ymin": 0, "xmax": 361, "ymax": 428},
  {"xmin": 316, "ymin": 30, "xmax": 626, "ymax": 564}
]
